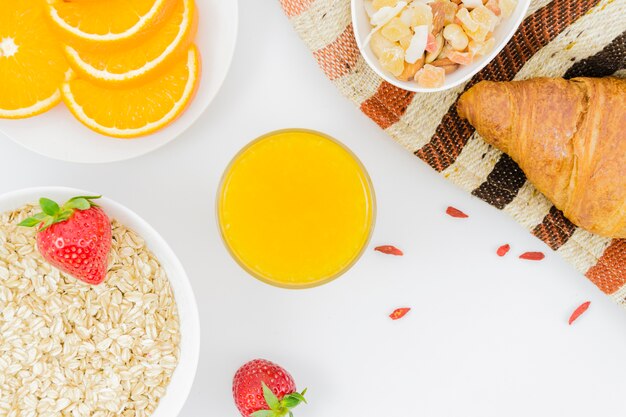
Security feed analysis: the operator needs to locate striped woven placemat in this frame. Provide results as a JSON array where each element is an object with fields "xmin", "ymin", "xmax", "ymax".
[{"xmin": 280, "ymin": 0, "xmax": 626, "ymax": 307}]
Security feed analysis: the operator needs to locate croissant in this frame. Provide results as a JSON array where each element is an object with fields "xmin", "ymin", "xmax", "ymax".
[{"xmin": 457, "ymin": 77, "xmax": 626, "ymax": 238}]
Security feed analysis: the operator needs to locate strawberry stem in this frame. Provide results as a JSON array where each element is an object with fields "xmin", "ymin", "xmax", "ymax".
[
  {"xmin": 251, "ymin": 383, "xmax": 308, "ymax": 417},
  {"xmin": 18, "ymin": 195, "xmax": 101, "ymax": 231}
]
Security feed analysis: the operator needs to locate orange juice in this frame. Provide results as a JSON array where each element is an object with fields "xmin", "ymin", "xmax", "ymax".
[{"xmin": 218, "ymin": 129, "xmax": 375, "ymax": 288}]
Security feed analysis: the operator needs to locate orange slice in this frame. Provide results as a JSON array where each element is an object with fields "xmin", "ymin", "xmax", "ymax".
[
  {"xmin": 64, "ymin": 0, "xmax": 197, "ymax": 86},
  {"xmin": 46, "ymin": 0, "xmax": 175, "ymax": 46},
  {"xmin": 0, "ymin": 0, "xmax": 68, "ymax": 119},
  {"xmin": 62, "ymin": 46, "xmax": 201, "ymax": 138}
]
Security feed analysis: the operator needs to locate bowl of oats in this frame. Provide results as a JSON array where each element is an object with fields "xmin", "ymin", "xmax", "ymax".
[{"xmin": 0, "ymin": 187, "xmax": 200, "ymax": 417}]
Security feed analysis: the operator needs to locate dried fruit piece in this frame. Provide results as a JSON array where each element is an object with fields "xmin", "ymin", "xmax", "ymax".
[
  {"xmin": 496, "ymin": 244, "xmax": 510, "ymax": 257},
  {"xmin": 430, "ymin": 2, "xmax": 447, "ymax": 34},
  {"xmin": 446, "ymin": 206, "xmax": 469, "ymax": 218},
  {"xmin": 430, "ymin": 57, "xmax": 458, "ymax": 73},
  {"xmin": 398, "ymin": 57, "xmax": 424, "ymax": 81},
  {"xmin": 399, "ymin": 35, "xmax": 412, "ymax": 50},
  {"xmin": 405, "ymin": 25, "xmax": 429, "ymax": 63},
  {"xmin": 390, "ymin": 308, "xmax": 411, "ymax": 320},
  {"xmin": 471, "ymin": 5, "xmax": 499, "ymax": 31},
  {"xmin": 440, "ymin": 0, "xmax": 459, "ymax": 24},
  {"xmin": 400, "ymin": 3, "xmax": 432, "ymax": 27},
  {"xmin": 461, "ymin": 0, "xmax": 484, "ymax": 8},
  {"xmin": 456, "ymin": 7, "xmax": 479, "ymax": 32},
  {"xmin": 381, "ymin": 17, "xmax": 412, "ymax": 42},
  {"xmin": 469, "ymin": 37, "xmax": 496, "ymax": 56},
  {"xmin": 485, "ymin": 0, "xmax": 502, "ymax": 16},
  {"xmin": 373, "ymin": 0, "xmax": 399, "ymax": 10},
  {"xmin": 370, "ymin": 31, "xmax": 397, "ymax": 58},
  {"xmin": 568, "ymin": 301, "xmax": 591, "ymax": 325},
  {"xmin": 366, "ymin": 1, "xmax": 408, "ymax": 45},
  {"xmin": 374, "ymin": 245, "xmax": 404, "ymax": 256},
  {"xmin": 370, "ymin": 1, "xmax": 407, "ymax": 26},
  {"xmin": 499, "ymin": 0, "xmax": 518, "ymax": 18},
  {"xmin": 379, "ymin": 45, "xmax": 406, "ymax": 76},
  {"xmin": 425, "ymin": 33, "xmax": 444, "ymax": 63},
  {"xmin": 416, "ymin": 64, "xmax": 446, "ymax": 88},
  {"xmin": 447, "ymin": 50, "xmax": 474, "ymax": 65},
  {"xmin": 519, "ymin": 252, "xmax": 545, "ymax": 261},
  {"xmin": 443, "ymin": 23, "xmax": 469, "ymax": 50}
]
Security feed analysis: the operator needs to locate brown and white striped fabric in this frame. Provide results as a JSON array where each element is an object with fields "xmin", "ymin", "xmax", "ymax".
[{"xmin": 280, "ymin": 0, "xmax": 626, "ymax": 307}]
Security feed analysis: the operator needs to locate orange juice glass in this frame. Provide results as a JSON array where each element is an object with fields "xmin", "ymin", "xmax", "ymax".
[{"xmin": 218, "ymin": 129, "xmax": 375, "ymax": 288}]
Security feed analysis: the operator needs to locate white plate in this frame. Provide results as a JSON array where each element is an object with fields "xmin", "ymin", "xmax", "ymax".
[
  {"xmin": 352, "ymin": 0, "xmax": 530, "ymax": 93},
  {"xmin": 0, "ymin": 0, "xmax": 238, "ymax": 163},
  {"xmin": 0, "ymin": 187, "xmax": 201, "ymax": 417}
]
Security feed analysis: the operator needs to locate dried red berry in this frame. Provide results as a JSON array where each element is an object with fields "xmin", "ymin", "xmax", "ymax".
[
  {"xmin": 374, "ymin": 245, "xmax": 404, "ymax": 256},
  {"xmin": 389, "ymin": 308, "xmax": 411, "ymax": 320},
  {"xmin": 446, "ymin": 206, "xmax": 468, "ymax": 218},
  {"xmin": 496, "ymin": 244, "xmax": 510, "ymax": 257},
  {"xmin": 519, "ymin": 251, "xmax": 545, "ymax": 261},
  {"xmin": 569, "ymin": 301, "xmax": 591, "ymax": 325}
]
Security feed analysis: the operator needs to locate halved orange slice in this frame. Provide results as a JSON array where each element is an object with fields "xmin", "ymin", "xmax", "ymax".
[
  {"xmin": 46, "ymin": 0, "xmax": 175, "ymax": 46},
  {"xmin": 62, "ymin": 46, "xmax": 201, "ymax": 138},
  {"xmin": 0, "ymin": 0, "xmax": 69, "ymax": 119},
  {"xmin": 64, "ymin": 0, "xmax": 197, "ymax": 86}
]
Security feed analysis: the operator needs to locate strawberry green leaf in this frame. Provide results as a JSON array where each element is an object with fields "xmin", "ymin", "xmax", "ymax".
[
  {"xmin": 281, "ymin": 396, "xmax": 302, "ymax": 409},
  {"xmin": 250, "ymin": 411, "xmax": 275, "ymax": 417},
  {"xmin": 64, "ymin": 198, "xmax": 90, "ymax": 211},
  {"xmin": 291, "ymin": 391, "xmax": 307, "ymax": 404},
  {"xmin": 289, "ymin": 412, "xmax": 294, "ymax": 417},
  {"xmin": 40, "ymin": 198, "xmax": 59, "ymax": 216},
  {"xmin": 40, "ymin": 217, "xmax": 54, "ymax": 231},
  {"xmin": 18, "ymin": 217, "xmax": 42, "ymax": 227},
  {"xmin": 262, "ymin": 382, "xmax": 280, "ymax": 411},
  {"xmin": 68, "ymin": 195, "xmax": 101, "ymax": 201}
]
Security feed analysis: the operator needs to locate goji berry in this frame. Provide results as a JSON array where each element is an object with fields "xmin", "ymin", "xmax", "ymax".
[
  {"xmin": 496, "ymin": 244, "xmax": 510, "ymax": 257},
  {"xmin": 446, "ymin": 206, "xmax": 468, "ymax": 218},
  {"xmin": 569, "ymin": 301, "xmax": 591, "ymax": 325},
  {"xmin": 374, "ymin": 245, "xmax": 404, "ymax": 256},
  {"xmin": 389, "ymin": 308, "xmax": 411, "ymax": 320},
  {"xmin": 519, "ymin": 251, "xmax": 545, "ymax": 261}
]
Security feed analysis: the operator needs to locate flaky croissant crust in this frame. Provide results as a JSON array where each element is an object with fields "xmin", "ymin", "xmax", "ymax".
[{"xmin": 458, "ymin": 77, "xmax": 626, "ymax": 238}]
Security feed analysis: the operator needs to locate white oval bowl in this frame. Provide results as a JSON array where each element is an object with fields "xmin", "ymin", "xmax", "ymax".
[
  {"xmin": 351, "ymin": 0, "xmax": 530, "ymax": 93},
  {"xmin": 0, "ymin": 186, "xmax": 200, "ymax": 417}
]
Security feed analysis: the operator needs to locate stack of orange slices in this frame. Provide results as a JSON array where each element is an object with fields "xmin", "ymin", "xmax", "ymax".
[{"xmin": 0, "ymin": 0, "xmax": 201, "ymax": 139}]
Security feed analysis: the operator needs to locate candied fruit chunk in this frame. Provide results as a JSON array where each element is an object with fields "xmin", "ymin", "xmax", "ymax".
[
  {"xmin": 381, "ymin": 17, "xmax": 412, "ymax": 42},
  {"xmin": 485, "ymin": 0, "xmax": 502, "ymax": 16},
  {"xmin": 471, "ymin": 5, "xmax": 499, "ymax": 31},
  {"xmin": 468, "ymin": 37, "xmax": 495, "ymax": 56},
  {"xmin": 380, "ymin": 46, "xmax": 406, "ymax": 76},
  {"xmin": 447, "ymin": 50, "xmax": 474, "ymax": 65},
  {"xmin": 398, "ymin": 57, "xmax": 424, "ymax": 81},
  {"xmin": 416, "ymin": 64, "xmax": 446, "ymax": 88},
  {"xmin": 461, "ymin": 0, "xmax": 484, "ymax": 8},
  {"xmin": 425, "ymin": 33, "xmax": 444, "ymax": 63},
  {"xmin": 373, "ymin": 0, "xmax": 399, "ymax": 10},
  {"xmin": 456, "ymin": 8, "xmax": 479, "ymax": 32},
  {"xmin": 370, "ymin": 31, "xmax": 397, "ymax": 58},
  {"xmin": 499, "ymin": 0, "xmax": 518, "ymax": 17},
  {"xmin": 400, "ymin": 3, "xmax": 433, "ymax": 27},
  {"xmin": 399, "ymin": 34, "xmax": 413, "ymax": 50},
  {"xmin": 443, "ymin": 23, "xmax": 469, "ymax": 50}
]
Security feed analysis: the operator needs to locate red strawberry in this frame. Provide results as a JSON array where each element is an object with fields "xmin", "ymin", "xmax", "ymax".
[
  {"xmin": 19, "ymin": 196, "xmax": 111, "ymax": 285},
  {"xmin": 233, "ymin": 359, "xmax": 307, "ymax": 417}
]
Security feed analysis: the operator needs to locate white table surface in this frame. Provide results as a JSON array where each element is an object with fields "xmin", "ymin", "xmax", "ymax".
[{"xmin": 1, "ymin": 1, "xmax": 626, "ymax": 416}]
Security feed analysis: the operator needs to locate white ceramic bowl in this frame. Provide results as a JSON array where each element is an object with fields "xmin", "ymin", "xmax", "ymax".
[
  {"xmin": 0, "ymin": 0, "xmax": 238, "ymax": 163},
  {"xmin": 0, "ymin": 187, "xmax": 200, "ymax": 417},
  {"xmin": 351, "ymin": 0, "xmax": 530, "ymax": 93}
]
